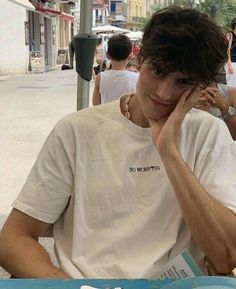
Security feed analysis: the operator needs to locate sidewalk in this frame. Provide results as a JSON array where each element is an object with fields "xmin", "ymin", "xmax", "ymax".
[{"xmin": 0, "ymin": 68, "xmax": 94, "ymax": 277}]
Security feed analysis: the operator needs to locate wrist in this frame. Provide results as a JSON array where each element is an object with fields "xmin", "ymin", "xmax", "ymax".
[
  {"xmin": 158, "ymin": 145, "xmax": 180, "ymax": 162},
  {"xmin": 219, "ymin": 103, "xmax": 229, "ymax": 114},
  {"xmin": 221, "ymin": 106, "xmax": 236, "ymax": 120}
]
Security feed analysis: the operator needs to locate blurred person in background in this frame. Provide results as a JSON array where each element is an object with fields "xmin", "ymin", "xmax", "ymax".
[
  {"xmin": 132, "ymin": 41, "xmax": 140, "ymax": 58},
  {"xmin": 126, "ymin": 58, "xmax": 139, "ymax": 73},
  {"xmin": 93, "ymin": 34, "xmax": 138, "ymax": 105},
  {"xmin": 92, "ymin": 38, "xmax": 106, "ymax": 79},
  {"xmin": 226, "ymin": 18, "xmax": 236, "ymax": 87},
  {"xmin": 196, "ymin": 82, "xmax": 236, "ymax": 139}
]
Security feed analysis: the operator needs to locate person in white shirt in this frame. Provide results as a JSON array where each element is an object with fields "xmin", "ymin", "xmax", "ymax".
[
  {"xmin": 196, "ymin": 82, "xmax": 236, "ymax": 139},
  {"xmin": 0, "ymin": 7, "xmax": 235, "ymax": 279},
  {"xmin": 93, "ymin": 34, "xmax": 139, "ymax": 105}
]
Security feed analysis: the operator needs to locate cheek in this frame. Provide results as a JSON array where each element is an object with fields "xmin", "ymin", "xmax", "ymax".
[{"xmin": 137, "ymin": 73, "xmax": 155, "ymax": 92}]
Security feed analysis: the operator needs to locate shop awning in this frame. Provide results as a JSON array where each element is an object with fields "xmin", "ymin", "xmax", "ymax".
[
  {"xmin": 7, "ymin": 0, "xmax": 35, "ymax": 11},
  {"xmin": 35, "ymin": 6, "xmax": 61, "ymax": 16},
  {"xmin": 61, "ymin": 12, "xmax": 74, "ymax": 22},
  {"xmin": 35, "ymin": 6, "xmax": 74, "ymax": 22}
]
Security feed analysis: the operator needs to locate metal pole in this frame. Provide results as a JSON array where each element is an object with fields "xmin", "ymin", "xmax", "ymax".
[{"xmin": 77, "ymin": 0, "xmax": 93, "ymax": 110}]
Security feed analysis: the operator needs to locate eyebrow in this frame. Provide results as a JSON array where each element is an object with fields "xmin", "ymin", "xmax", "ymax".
[{"xmin": 178, "ymin": 77, "xmax": 197, "ymax": 82}]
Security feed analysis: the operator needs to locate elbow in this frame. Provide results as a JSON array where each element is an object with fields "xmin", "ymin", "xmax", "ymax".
[
  {"xmin": 92, "ymin": 97, "xmax": 100, "ymax": 106},
  {"xmin": 211, "ymin": 247, "xmax": 236, "ymax": 274},
  {"xmin": 0, "ymin": 231, "xmax": 9, "ymax": 263},
  {"xmin": 225, "ymin": 250, "xmax": 236, "ymax": 273}
]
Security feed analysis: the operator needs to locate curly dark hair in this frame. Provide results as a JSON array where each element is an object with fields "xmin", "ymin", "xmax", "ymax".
[{"xmin": 139, "ymin": 6, "xmax": 228, "ymax": 85}]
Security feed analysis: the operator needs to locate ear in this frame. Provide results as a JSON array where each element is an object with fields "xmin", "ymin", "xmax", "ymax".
[{"xmin": 106, "ymin": 52, "xmax": 111, "ymax": 60}]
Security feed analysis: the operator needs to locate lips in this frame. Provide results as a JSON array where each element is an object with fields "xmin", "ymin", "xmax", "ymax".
[{"xmin": 149, "ymin": 94, "xmax": 176, "ymax": 108}]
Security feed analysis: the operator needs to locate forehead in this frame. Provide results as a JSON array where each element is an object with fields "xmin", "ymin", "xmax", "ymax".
[{"xmin": 144, "ymin": 62, "xmax": 198, "ymax": 81}]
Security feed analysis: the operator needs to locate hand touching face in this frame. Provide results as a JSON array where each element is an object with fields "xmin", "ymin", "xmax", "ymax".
[
  {"xmin": 196, "ymin": 85, "xmax": 227, "ymax": 111},
  {"xmin": 136, "ymin": 62, "xmax": 200, "ymax": 122}
]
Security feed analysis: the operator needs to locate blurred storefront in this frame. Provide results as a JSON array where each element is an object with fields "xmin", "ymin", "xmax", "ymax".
[
  {"xmin": 28, "ymin": 0, "xmax": 75, "ymax": 71},
  {"xmin": 0, "ymin": 0, "xmax": 75, "ymax": 75},
  {"xmin": 0, "ymin": 0, "xmax": 35, "ymax": 74}
]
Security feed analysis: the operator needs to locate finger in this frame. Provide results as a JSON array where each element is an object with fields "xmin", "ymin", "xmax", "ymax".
[
  {"xmin": 205, "ymin": 94, "xmax": 216, "ymax": 104},
  {"xmin": 176, "ymin": 88, "xmax": 199, "ymax": 113},
  {"xmin": 185, "ymin": 86, "xmax": 202, "ymax": 105},
  {"xmin": 200, "ymin": 91, "xmax": 216, "ymax": 104},
  {"xmin": 195, "ymin": 103, "xmax": 211, "ymax": 109},
  {"xmin": 195, "ymin": 97, "xmax": 211, "ymax": 107},
  {"xmin": 204, "ymin": 87, "xmax": 217, "ymax": 94},
  {"xmin": 202, "ymin": 87, "xmax": 217, "ymax": 96},
  {"xmin": 197, "ymin": 97, "xmax": 210, "ymax": 103}
]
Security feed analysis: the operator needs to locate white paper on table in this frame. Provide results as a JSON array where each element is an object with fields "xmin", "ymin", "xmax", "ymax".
[{"xmin": 156, "ymin": 249, "xmax": 203, "ymax": 280}]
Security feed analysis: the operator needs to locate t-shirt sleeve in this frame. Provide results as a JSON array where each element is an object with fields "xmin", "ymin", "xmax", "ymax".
[
  {"xmin": 13, "ymin": 119, "xmax": 75, "ymax": 223},
  {"xmin": 197, "ymin": 142, "xmax": 236, "ymax": 214}
]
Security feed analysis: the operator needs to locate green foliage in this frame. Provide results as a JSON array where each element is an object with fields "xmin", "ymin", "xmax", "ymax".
[
  {"xmin": 198, "ymin": 0, "xmax": 236, "ymax": 28},
  {"xmin": 138, "ymin": 17, "xmax": 150, "ymax": 31},
  {"xmin": 141, "ymin": 0, "xmax": 236, "ymax": 30}
]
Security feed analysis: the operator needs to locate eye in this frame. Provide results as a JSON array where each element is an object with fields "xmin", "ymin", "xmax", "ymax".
[
  {"xmin": 178, "ymin": 78, "xmax": 197, "ymax": 86},
  {"xmin": 150, "ymin": 65, "xmax": 164, "ymax": 76}
]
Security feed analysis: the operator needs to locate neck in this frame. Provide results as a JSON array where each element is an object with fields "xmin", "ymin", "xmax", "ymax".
[
  {"xmin": 111, "ymin": 59, "xmax": 128, "ymax": 70},
  {"xmin": 127, "ymin": 94, "xmax": 150, "ymax": 128}
]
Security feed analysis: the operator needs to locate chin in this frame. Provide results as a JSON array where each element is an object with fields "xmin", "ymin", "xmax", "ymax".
[
  {"xmin": 149, "ymin": 108, "xmax": 173, "ymax": 122},
  {"xmin": 144, "ymin": 112, "xmax": 169, "ymax": 122}
]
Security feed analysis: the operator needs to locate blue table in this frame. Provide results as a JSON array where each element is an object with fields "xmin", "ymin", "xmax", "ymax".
[{"xmin": 0, "ymin": 279, "xmax": 173, "ymax": 289}]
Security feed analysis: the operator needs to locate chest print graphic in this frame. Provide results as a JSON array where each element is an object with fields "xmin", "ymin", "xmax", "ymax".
[{"xmin": 129, "ymin": 166, "xmax": 160, "ymax": 173}]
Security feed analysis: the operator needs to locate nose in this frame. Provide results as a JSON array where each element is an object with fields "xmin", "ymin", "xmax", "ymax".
[{"xmin": 155, "ymin": 77, "xmax": 173, "ymax": 100}]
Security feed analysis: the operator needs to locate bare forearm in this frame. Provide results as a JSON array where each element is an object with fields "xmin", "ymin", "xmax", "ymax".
[
  {"xmin": 92, "ymin": 92, "xmax": 101, "ymax": 105},
  {"xmin": 160, "ymin": 149, "xmax": 236, "ymax": 273},
  {"xmin": 0, "ymin": 234, "xmax": 70, "ymax": 278}
]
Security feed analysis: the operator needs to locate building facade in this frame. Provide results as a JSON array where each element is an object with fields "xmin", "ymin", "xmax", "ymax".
[
  {"xmin": 0, "ymin": 0, "xmax": 35, "ymax": 74},
  {"xmin": 92, "ymin": 0, "xmax": 109, "ymax": 27},
  {"xmin": 127, "ymin": 0, "xmax": 146, "ymax": 30},
  {"xmin": 110, "ymin": 0, "xmax": 128, "ymax": 28},
  {"xmin": 0, "ymin": 0, "xmax": 75, "ymax": 75}
]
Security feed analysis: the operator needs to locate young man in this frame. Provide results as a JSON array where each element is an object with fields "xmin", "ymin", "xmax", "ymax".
[
  {"xmin": 92, "ymin": 34, "xmax": 139, "ymax": 105},
  {"xmin": 0, "ymin": 7, "xmax": 236, "ymax": 279}
]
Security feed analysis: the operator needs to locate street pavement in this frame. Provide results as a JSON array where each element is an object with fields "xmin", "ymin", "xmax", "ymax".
[{"xmin": 0, "ymin": 67, "xmax": 94, "ymax": 277}]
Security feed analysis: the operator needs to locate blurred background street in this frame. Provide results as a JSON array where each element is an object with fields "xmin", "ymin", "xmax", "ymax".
[
  {"xmin": 0, "ymin": 68, "xmax": 94, "ymax": 277},
  {"xmin": 1, "ymin": 0, "xmax": 236, "ymax": 279}
]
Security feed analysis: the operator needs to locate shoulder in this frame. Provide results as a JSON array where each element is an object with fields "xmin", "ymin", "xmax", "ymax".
[
  {"xmin": 54, "ymin": 102, "xmax": 118, "ymax": 135},
  {"xmin": 100, "ymin": 70, "xmax": 112, "ymax": 77},
  {"xmin": 186, "ymin": 108, "xmax": 223, "ymax": 128},
  {"xmin": 183, "ymin": 109, "xmax": 233, "ymax": 147},
  {"xmin": 125, "ymin": 70, "xmax": 139, "ymax": 79},
  {"xmin": 99, "ymin": 70, "xmax": 112, "ymax": 82}
]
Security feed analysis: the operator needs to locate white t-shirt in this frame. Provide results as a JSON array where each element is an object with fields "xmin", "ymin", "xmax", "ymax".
[
  {"xmin": 99, "ymin": 70, "xmax": 139, "ymax": 103},
  {"xmin": 13, "ymin": 100, "xmax": 236, "ymax": 278},
  {"xmin": 226, "ymin": 62, "xmax": 236, "ymax": 88}
]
